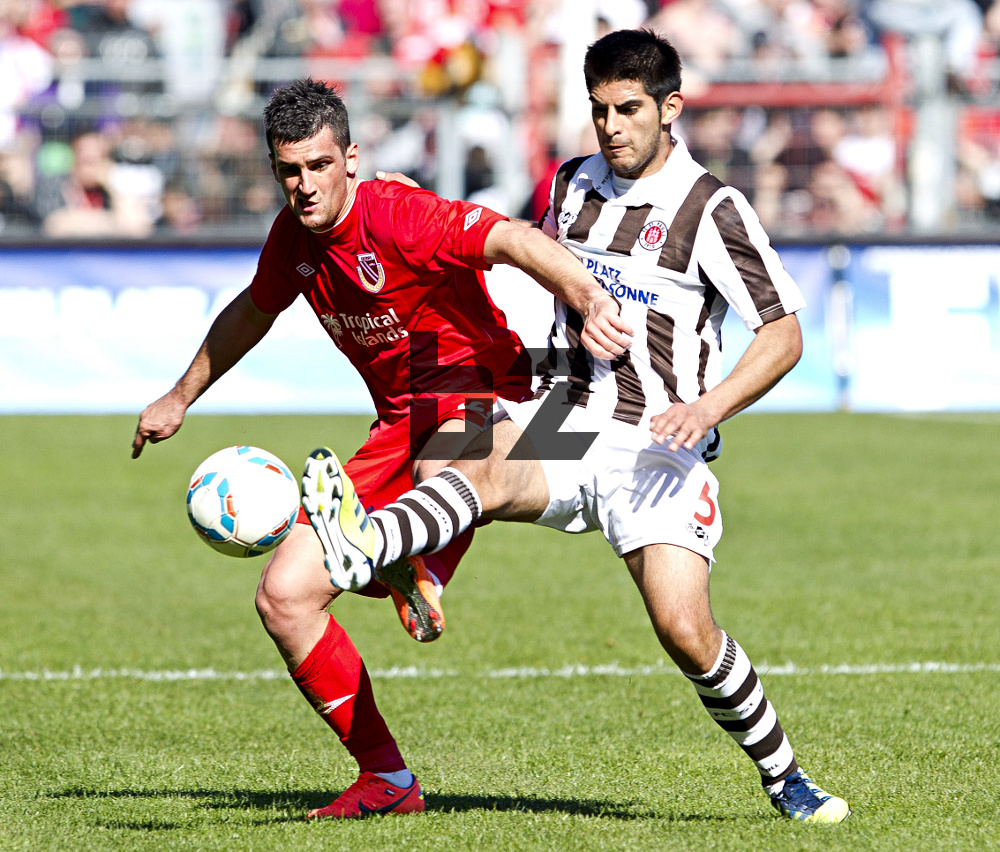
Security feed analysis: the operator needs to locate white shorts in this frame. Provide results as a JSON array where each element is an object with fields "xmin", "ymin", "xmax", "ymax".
[{"xmin": 498, "ymin": 397, "xmax": 723, "ymax": 561}]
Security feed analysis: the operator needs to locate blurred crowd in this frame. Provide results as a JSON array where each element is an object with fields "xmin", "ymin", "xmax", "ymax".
[{"xmin": 1, "ymin": 0, "xmax": 998, "ymax": 240}]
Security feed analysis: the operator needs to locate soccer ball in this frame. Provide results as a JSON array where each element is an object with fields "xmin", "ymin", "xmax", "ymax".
[{"xmin": 186, "ymin": 446, "xmax": 301, "ymax": 557}]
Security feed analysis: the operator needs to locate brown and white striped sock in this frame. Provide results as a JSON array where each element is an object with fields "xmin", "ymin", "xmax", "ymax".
[
  {"xmin": 685, "ymin": 632, "xmax": 799, "ymax": 789},
  {"xmin": 369, "ymin": 467, "xmax": 481, "ymax": 570}
]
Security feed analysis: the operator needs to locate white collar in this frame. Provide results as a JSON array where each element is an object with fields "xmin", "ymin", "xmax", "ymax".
[{"xmin": 586, "ymin": 135, "xmax": 697, "ymax": 206}]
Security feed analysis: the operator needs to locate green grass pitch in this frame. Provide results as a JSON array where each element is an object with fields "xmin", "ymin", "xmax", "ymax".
[{"xmin": 2, "ymin": 412, "xmax": 999, "ymax": 850}]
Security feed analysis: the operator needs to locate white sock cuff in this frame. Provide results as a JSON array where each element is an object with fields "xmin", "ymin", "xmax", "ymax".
[
  {"xmin": 436, "ymin": 466, "xmax": 482, "ymax": 519},
  {"xmin": 688, "ymin": 631, "xmax": 733, "ymax": 682}
]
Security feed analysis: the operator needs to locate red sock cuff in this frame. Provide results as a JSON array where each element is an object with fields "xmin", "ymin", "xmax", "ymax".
[{"xmin": 291, "ymin": 615, "xmax": 348, "ymax": 682}]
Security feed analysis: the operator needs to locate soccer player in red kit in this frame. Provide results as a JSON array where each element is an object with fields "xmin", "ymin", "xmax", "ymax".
[{"xmin": 132, "ymin": 78, "xmax": 629, "ymax": 819}]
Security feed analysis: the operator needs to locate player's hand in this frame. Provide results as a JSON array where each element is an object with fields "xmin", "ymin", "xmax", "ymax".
[
  {"xmin": 581, "ymin": 293, "xmax": 633, "ymax": 360},
  {"xmin": 650, "ymin": 402, "xmax": 712, "ymax": 452},
  {"xmin": 132, "ymin": 392, "xmax": 187, "ymax": 458},
  {"xmin": 375, "ymin": 170, "xmax": 420, "ymax": 188}
]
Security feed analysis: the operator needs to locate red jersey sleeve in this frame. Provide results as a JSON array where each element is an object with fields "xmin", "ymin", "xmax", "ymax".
[
  {"xmin": 370, "ymin": 185, "xmax": 507, "ymax": 273},
  {"xmin": 249, "ymin": 208, "xmax": 301, "ymax": 314}
]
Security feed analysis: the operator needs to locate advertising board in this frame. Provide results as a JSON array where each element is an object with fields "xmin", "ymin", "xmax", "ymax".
[{"xmin": 2, "ymin": 243, "xmax": 998, "ymax": 414}]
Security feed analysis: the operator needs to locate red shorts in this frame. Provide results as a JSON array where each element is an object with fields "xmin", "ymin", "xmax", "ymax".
[{"xmin": 296, "ymin": 393, "xmax": 499, "ymax": 599}]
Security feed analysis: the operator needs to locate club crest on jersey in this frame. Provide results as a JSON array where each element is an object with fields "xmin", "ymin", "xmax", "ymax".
[
  {"xmin": 355, "ymin": 252, "xmax": 385, "ymax": 292},
  {"xmin": 639, "ymin": 221, "xmax": 668, "ymax": 251}
]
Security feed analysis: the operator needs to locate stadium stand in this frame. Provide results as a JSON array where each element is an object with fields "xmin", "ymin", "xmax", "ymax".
[{"xmin": 0, "ymin": 0, "xmax": 998, "ymax": 241}]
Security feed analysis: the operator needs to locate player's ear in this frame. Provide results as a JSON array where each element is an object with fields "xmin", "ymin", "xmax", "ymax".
[
  {"xmin": 268, "ymin": 150, "xmax": 278, "ymax": 182},
  {"xmin": 661, "ymin": 91, "xmax": 683, "ymax": 129},
  {"xmin": 344, "ymin": 142, "xmax": 360, "ymax": 178}
]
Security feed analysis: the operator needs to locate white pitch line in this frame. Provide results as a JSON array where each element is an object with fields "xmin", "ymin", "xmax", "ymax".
[
  {"xmin": 0, "ymin": 661, "xmax": 998, "ymax": 682},
  {"xmin": 890, "ymin": 412, "xmax": 1000, "ymax": 425}
]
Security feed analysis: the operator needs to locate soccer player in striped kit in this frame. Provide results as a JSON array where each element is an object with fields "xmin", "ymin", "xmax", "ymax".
[
  {"xmin": 132, "ymin": 79, "xmax": 624, "ymax": 819},
  {"xmin": 303, "ymin": 30, "xmax": 851, "ymax": 822}
]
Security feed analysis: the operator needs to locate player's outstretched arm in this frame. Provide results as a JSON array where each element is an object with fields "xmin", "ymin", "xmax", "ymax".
[
  {"xmin": 375, "ymin": 174, "xmax": 629, "ymax": 357},
  {"xmin": 483, "ymin": 220, "xmax": 633, "ymax": 359},
  {"xmin": 131, "ymin": 287, "xmax": 277, "ymax": 458},
  {"xmin": 650, "ymin": 313, "xmax": 802, "ymax": 452}
]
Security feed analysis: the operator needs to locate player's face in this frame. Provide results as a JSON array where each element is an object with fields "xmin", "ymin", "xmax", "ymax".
[
  {"xmin": 270, "ymin": 127, "xmax": 360, "ymax": 232},
  {"xmin": 589, "ymin": 80, "xmax": 683, "ymax": 180}
]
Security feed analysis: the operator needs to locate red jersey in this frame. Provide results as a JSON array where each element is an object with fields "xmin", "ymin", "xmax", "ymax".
[{"xmin": 250, "ymin": 180, "xmax": 530, "ymax": 426}]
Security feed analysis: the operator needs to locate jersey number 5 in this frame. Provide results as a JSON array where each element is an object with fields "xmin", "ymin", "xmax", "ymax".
[{"xmin": 694, "ymin": 482, "xmax": 716, "ymax": 526}]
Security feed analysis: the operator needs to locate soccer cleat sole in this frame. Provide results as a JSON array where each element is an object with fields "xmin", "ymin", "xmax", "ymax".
[
  {"xmin": 773, "ymin": 799, "xmax": 852, "ymax": 823},
  {"xmin": 379, "ymin": 556, "xmax": 445, "ymax": 642},
  {"xmin": 801, "ymin": 797, "xmax": 852, "ymax": 823},
  {"xmin": 301, "ymin": 449, "xmax": 372, "ymax": 591}
]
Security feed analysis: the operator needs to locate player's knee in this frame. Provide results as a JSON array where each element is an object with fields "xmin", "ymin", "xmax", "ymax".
[
  {"xmin": 654, "ymin": 618, "xmax": 720, "ymax": 673},
  {"xmin": 254, "ymin": 581, "xmax": 281, "ymax": 631},
  {"xmin": 456, "ymin": 426, "xmax": 497, "ymax": 463},
  {"xmin": 255, "ymin": 572, "xmax": 310, "ymax": 635},
  {"xmin": 413, "ymin": 456, "xmax": 448, "ymax": 484}
]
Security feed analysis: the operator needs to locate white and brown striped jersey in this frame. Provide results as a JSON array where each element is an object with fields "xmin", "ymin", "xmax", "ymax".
[{"xmin": 537, "ymin": 135, "xmax": 805, "ymax": 458}]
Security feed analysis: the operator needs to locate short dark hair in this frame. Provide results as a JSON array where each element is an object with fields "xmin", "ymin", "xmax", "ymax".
[
  {"xmin": 263, "ymin": 78, "xmax": 351, "ymax": 155},
  {"xmin": 583, "ymin": 29, "xmax": 682, "ymax": 109}
]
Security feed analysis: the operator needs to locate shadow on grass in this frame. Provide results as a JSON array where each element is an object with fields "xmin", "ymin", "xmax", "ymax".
[
  {"xmin": 430, "ymin": 794, "xmax": 735, "ymax": 824},
  {"xmin": 49, "ymin": 787, "xmax": 733, "ymax": 825},
  {"xmin": 426, "ymin": 792, "xmax": 654, "ymax": 820},
  {"xmin": 47, "ymin": 787, "xmax": 313, "ymax": 829}
]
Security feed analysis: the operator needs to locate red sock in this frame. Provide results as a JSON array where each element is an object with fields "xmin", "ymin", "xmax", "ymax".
[{"xmin": 291, "ymin": 615, "xmax": 406, "ymax": 774}]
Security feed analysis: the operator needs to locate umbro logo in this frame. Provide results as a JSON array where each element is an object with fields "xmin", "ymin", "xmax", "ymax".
[
  {"xmin": 557, "ymin": 209, "xmax": 576, "ymax": 229},
  {"xmin": 297, "ymin": 262, "xmax": 315, "ymax": 276},
  {"xmin": 686, "ymin": 523, "xmax": 709, "ymax": 542},
  {"xmin": 464, "ymin": 207, "xmax": 482, "ymax": 230}
]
